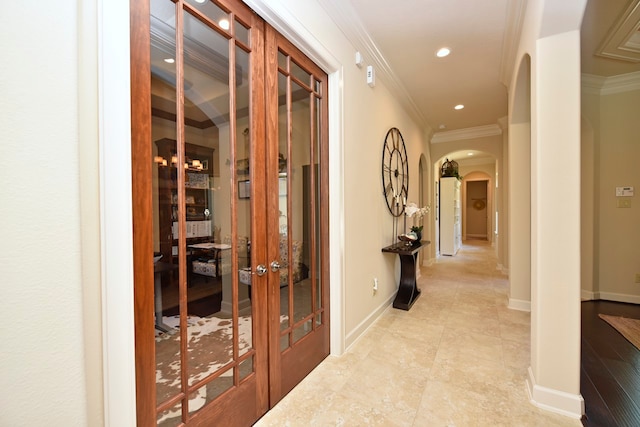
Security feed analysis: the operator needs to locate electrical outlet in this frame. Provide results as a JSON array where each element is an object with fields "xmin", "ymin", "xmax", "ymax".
[
  {"xmin": 373, "ymin": 277, "xmax": 378, "ymax": 294},
  {"xmin": 617, "ymin": 198, "xmax": 631, "ymax": 208},
  {"xmin": 635, "ymin": 273, "xmax": 640, "ymax": 284}
]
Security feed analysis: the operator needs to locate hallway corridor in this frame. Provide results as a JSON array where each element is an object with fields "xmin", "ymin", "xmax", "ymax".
[{"xmin": 255, "ymin": 241, "xmax": 581, "ymax": 426}]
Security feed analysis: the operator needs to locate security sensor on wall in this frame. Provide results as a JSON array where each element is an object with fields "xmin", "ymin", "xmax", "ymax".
[
  {"xmin": 366, "ymin": 65, "xmax": 375, "ymax": 87},
  {"xmin": 355, "ymin": 51, "xmax": 364, "ymax": 68}
]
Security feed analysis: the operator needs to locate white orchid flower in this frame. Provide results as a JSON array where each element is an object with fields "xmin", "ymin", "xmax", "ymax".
[{"xmin": 405, "ymin": 202, "xmax": 430, "ymax": 218}]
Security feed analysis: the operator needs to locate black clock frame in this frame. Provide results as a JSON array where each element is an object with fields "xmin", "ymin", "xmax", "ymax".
[{"xmin": 381, "ymin": 127, "xmax": 409, "ymax": 217}]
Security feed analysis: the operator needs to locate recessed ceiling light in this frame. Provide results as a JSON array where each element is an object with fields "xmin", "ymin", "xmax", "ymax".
[
  {"xmin": 436, "ymin": 47, "xmax": 451, "ymax": 58},
  {"xmin": 164, "ymin": 58, "xmax": 175, "ymax": 64},
  {"xmin": 467, "ymin": 152, "xmax": 474, "ymax": 156},
  {"xmin": 194, "ymin": 0, "xmax": 206, "ymax": 3},
  {"xmin": 219, "ymin": 19, "xmax": 230, "ymax": 30},
  {"xmin": 454, "ymin": 104, "xmax": 464, "ymax": 110}
]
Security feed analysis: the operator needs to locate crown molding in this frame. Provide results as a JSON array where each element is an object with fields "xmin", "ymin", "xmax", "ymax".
[
  {"xmin": 596, "ymin": 0, "xmax": 640, "ymax": 63},
  {"xmin": 582, "ymin": 71, "xmax": 640, "ymax": 95},
  {"xmin": 581, "ymin": 74, "xmax": 605, "ymax": 95},
  {"xmin": 316, "ymin": 0, "xmax": 427, "ymax": 126},
  {"xmin": 457, "ymin": 156, "xmax": 497, "ymax": 167},
  {"xmin": 499, "ymin": 0, "xmax": 527, "ymax": 88},
  {"xmin": 431, "ymin": 124, "xmax": 503, "ymax": 144}
]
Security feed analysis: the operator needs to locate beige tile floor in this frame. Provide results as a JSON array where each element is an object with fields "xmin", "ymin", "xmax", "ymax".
[{"xmin": 255, "ymin": 240, "xmax": 582, "ymax": 426}]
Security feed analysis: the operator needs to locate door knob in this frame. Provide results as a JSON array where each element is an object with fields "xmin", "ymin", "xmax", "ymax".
[
  {"xmin": 270, "ymin": 261, "xmax": 281, "ymax": 272},
  {"xmin": 256, "ymin": 264, "xmax": 267, "ymax": 276}
]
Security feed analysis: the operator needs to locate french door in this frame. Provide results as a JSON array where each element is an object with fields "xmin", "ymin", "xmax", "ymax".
[{"xmin": 131, "ymin": 0, "xmax": 329, "ymax": 426}]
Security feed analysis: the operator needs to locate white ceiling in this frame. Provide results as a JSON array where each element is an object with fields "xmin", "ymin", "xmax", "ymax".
[{"xmin": 318, "ymin": 0, "xmax": 640, "ymax": 135}]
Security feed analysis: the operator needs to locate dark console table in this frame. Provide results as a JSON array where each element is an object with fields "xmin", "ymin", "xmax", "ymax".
[{"xmin": 382, "ymin": 240, "xmax": 430, "ymax": 310}]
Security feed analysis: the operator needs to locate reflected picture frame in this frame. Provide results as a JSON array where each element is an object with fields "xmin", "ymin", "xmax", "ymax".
[{"xmin": 238, "ymin": 180, "xmax": 250, "ymax": 199}]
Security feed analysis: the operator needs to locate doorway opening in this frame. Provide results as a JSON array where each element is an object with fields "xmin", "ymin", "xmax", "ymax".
[
  {"xmin": 464, "ymin": 177, "xmax": 491, "ymax": 242},
  {"xmin": 130, "ymin": 0, "xmax": 330, "ymax": 424}
]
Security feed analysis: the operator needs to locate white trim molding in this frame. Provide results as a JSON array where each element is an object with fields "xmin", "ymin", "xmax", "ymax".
[
  {"xmin": 315, "ymin": 0, "xmax": 426, "ymax": 126},
  {"xmin": 508, "ymin": 298, "xmax": 531, "ymax": 312},
  {"xmin": 596, "ymin": 0, "xmax": 640, "ymax": 63},
  {"xmin": 499, "ymin": 0, "xmax": 527, "ymax": 88},
  {"xmin": 497, "ymin": 264, "xmax": 509, "ymax": 275},
  {"xmin": 582, "ymin": 71, "xmax": 640, "ymax": 95},
  {"xmin": 526, "ymin": 368, "xmax": 585, "ymax": 419},
  {"xmin": 580, "ymin": 289, "xmax": 597, "ymax": 301},
  {"xmin": 422, "ymin": 257, "xmax": 435, "ymax": 267},
  {"xmin": 243, "ymin": 0, "xmax": 347, "ymax": 356},
  {"xmin": 345, "ymin": 296, "xmax": 394, "ymax": 351},
  {"xmin": 580, "ymin": 290, "xmax": 640, "ymax": 304},
  {"xmin": 99, "ymin": 0, "xmax": 136, "ymax": 425},
  {"xmin": 431, "ymin": 124, "xmax": 503, "ymax": 144},
  {"xmin": 598, "ymin": 292, "xmax": 640, "ymax": 305}
]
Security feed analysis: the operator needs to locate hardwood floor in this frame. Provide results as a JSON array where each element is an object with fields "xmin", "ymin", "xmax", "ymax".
[{"xmin": 581, "ymin": 300, "xmax": 640, "ymax": 427}]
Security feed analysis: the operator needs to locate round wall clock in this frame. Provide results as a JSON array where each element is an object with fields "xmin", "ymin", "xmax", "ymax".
[{"xmin": 381, "ymin": 127, "xmax": 409, "ymax": 216}]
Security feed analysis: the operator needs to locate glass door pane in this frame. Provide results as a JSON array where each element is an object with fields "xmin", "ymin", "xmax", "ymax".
[
  {"xmin": 275, "ymin": 53, "xmax": 321, "ymax": 349},
  {"xmin": 265, "ymin": 25, "xmax": 329, "ymax": 403},
  {"xmin": 150, "ymin": 0, "xmax": 255, "ymax": 424}
]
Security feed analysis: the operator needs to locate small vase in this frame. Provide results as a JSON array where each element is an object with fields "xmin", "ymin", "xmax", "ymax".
[{"xmin": 413, "ymin": 230, "xmax": 422, "ymax": 243}]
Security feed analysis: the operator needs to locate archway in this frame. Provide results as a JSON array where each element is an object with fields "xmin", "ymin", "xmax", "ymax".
[
  {"xmin": 432, "ymin": 150, "xmax": 497, "ymax": 257},
  {"xmin": 463, "ymin": 171, "xmax": 492, "ymax": 242},
  {"xmin": 508, "ymin": 54, "xmax": 532, "ymax": 311}
]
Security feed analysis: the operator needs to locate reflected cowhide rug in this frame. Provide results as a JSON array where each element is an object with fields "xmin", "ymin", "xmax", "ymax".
[{"xmin": 155, "ymin": 314, "xmax": 253, "ymax": 423}]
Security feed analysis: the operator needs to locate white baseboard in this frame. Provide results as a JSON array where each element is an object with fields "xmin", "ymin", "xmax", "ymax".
[
  {"xmin": 580, "ymin": 290, "xmax": 640, "ymax": 304},
  {"xmin": 344, "ymin": 294, "xmax": 394, "ymax": 350},
  {"xmin": 581, "ymin": 289, "xmax": 597, "ymax": 301},
  {"xmin": 526, "ymin": 367, "xmax": 584, "ymax": 419},
  {"xmin": 508, "ymin": 298, "xmax": 531, "ymax": 312},
  {"xmin": 467, "ymin": 233, "xmax": 488, "ymax": 239},
  {"xmin": 422, "ymin": 257, "xmax": 435, "ymax": 267},
  {"xmin": 598, "ymin": 292, "xmax": 640, "ymax": 304}
]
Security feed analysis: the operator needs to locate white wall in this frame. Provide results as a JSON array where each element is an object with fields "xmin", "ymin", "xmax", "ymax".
[
  {"xmin": 582, "ymin": 85, "xmax": 640, "ymax": 303},
  {"xmin": 3, "ymin": 0, "xmax": 433, "ymax": 423},
  {"xmin": 250, "ymin": 0, "xmax": 431, "ymax": 347},
  {"xmin": 1, "ymin": 1, "xmax": 91, "ymax": 425},
  {"xmin": 430, "ymin": 134, "xmax": 505, "ymax": 263},
  {"xmin": 580, "ymin": 90, "xmax": 598, "ymax": 299},
  {"xmin": 511, "ymin": 0, "xmax": 587, "ymax": 418},
  {"xmin": 459, "ymin": 168, "xmax": 495, "ymax": 241}
]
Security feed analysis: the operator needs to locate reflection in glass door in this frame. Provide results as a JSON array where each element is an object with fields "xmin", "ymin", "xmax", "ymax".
[
  {"xmin": 266, "ymin": 25, "xmax": 330, "ymax": 403},
  {"xmin": 133, "ymin": 1, "xmax": 329, "ymax": 424},
  {"xmin": 144, "ymin": 0, "xmax": 265, "ymax": 425}
]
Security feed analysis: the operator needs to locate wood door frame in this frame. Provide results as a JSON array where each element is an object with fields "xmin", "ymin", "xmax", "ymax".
[
  {"xmin": 243, "ymin": 1, "xmax": 344, "ymax": 357},
  {"xmin": 264, "ymin": 25, "xmax": 331, "ymax": 405},
  {"xmin": 100, "ymin": 1, "xmax": 346, "ymax": 423},
  {"xmin": 131, "ymin": 1, "xmax": 271, "ymax": 425}
]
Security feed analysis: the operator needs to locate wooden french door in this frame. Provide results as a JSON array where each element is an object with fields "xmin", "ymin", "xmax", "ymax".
[
  {"xmin": 264, "ymin": 25, "xmax": 330, "ymax": 403},
  {"xmin": 131, "ymin": 0, "xmax": 329, "ymax": 425}
]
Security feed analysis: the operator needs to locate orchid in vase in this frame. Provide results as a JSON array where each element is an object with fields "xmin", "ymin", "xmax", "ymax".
[{"xmin": 404, "ymin": 202, "xmax": 430, "ymax": 238}]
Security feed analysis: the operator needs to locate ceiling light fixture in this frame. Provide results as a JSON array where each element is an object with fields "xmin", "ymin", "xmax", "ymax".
[
  {"xmin": 454, "ymin": 104, "xmax": 464, "ymax": 110},
  {"xmin": 194, "ymin": 0, "xmax": 206, "ymax": 3},
  {"xmin": 219, "ymin": 19, "xmax": 230, "ymax": 30},
  {"xmin": 164, "ymin": 58, "xmax": 175, "ymax": 64},
  {"xmin": 436, "ymin": 47, "xmax": 451, "ymax": 58},
  {"xmin": 467, "ymin": 152, "xmax": 474, "ymax": 156}
]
